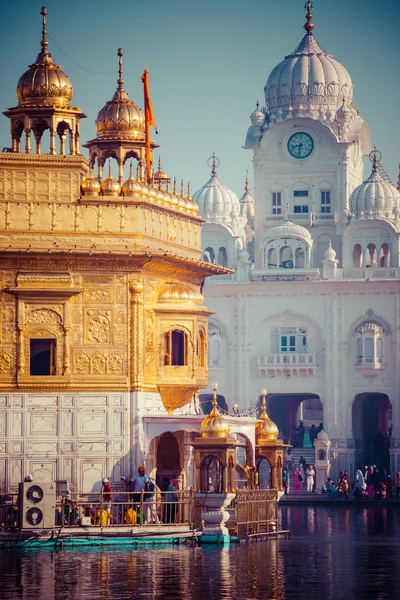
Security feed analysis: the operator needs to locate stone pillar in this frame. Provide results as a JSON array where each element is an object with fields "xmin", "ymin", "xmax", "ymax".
[
  {"xmin": 130, "ymin": 281, "xmax": 144, "ymax": 389},
  {"xmin": 195, "ymin": 492, "xmax": 235, "ymax": 544}
]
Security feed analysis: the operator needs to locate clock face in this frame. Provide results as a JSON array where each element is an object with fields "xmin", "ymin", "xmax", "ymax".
[{"xmin": 287, "ymin": 132, "xmax": 314, "ymax": 159}]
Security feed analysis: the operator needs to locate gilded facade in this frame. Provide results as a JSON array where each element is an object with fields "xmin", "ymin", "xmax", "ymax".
[{"xmin": 0, "ymin": 8, "xmax": 229, "ymax": 492}]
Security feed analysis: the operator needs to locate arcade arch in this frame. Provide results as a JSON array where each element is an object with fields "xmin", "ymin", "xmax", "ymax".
[{"xmin": 352, "ymin": 393, "xmax": 391, "ymax": 471}]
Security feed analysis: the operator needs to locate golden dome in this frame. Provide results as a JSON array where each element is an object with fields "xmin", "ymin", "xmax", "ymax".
[
  {"xmin": 153, "ymin": 158, "xmax": 171, "ymax": 186},
  {"xmin": 101, "ymin": 163, "xmax": 121, "ymax": 196},
  {"xmin": 121, "ymin": 162, "xmax": 140, "ymax": 197},
  {"xmin": 200, "ymin": 387, "xmax": 230, "ymax": 438},
  {"xmin": 95, "ymin": 49, "xmax": 145, "ymax": 140},
  {"xmin": 81, "ymin": 169, "xmax": 100, "ymax": 196},
  {"xmin": 255, "ymin": 393, "xmax": 279, "ymax": 441},
  {"xmin": 17, "ymin": 8, "xmax": 73, "ymax": 108},
  {"xmin": 159, "ymin": 282, "xmax": 201, "ymax": 303}
]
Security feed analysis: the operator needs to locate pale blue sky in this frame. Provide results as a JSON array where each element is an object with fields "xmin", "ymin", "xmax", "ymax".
[{"xmin": 1, "ymin": 0, "xmax": 399, "ymax": 196}]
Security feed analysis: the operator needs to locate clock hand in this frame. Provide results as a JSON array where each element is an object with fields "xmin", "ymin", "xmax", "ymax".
[{"xmin": 297, "ymin": 143, "xmax": 303, "ymax": 156}]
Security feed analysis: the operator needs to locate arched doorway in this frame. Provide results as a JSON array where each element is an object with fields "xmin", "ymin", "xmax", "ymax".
[
  {"xmin": 352, "ymin": 393, "xmax": 391, "ymax": 471},
  {"xmin": 266, "ymin": 393, "xmax": 323, "ymax": 447},
  {"xmin": 256, "ymin": 456, "xmax": 272, "ymax": 489},
  {"xmin": 156, "ymin": 432, "xmax": 182, "ymax": 489}
]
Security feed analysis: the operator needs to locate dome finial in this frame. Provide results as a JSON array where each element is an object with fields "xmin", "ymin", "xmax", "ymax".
[
  {"xmin": 212, "ymin": 381, "xmax": 218, "ymax": 408},
  {"xmin": 369, "ymin": 145, "xmax": 382, "ymax": 173},
  {"xmin": 304, "ymin": 1, "xmax": 314, "ymax": 35},
  {"xmin": 244, "ymin": 169, "xmax": 249, "ymax": 194},
  {"xmin": 260, "ymin": 388, "xmax": 267, "ymax": 417},
  {"xmin": 117, "ymin": 48, "xmax": 124, "ymax": 88},
  {"xmin": 207, "ymin": 152, "xmax": 220, "ymax": 177},
  {"xmin": 40, "ymin": 7, "xmax": 49, "ymax": 52}
]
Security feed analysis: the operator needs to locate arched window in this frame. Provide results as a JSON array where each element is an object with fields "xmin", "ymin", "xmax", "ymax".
[
  {"xmin": 353, "ymin": 244, "xmax": 362, "ymax": 268},
  {"xmin": 218, "ymin": 247, "xmax": 227, "ymax": 267},
  {"xmin": 365, "ymin": 243, "xmax": 377, "ymax": 268},
  {"xmin": 355, "ymin": 320, "xmax": 386, "ymax": 367},
  {"xmin": 280, "ymin": 246, "xmax": 293, "ymax": 267},
  {"xmin": 164, "ymin": 330, "xmax": 187, "ymax": 366},
  {"xmin": 295, "ymin": 247, "xmax": 305, "ymax": 268},
  {"xmin": 380, "ymin": 243, "xmax": 390, "ymax": 267},
  {"xmin": 267, "ymin": 247, "xmax": 277, "ymax": 268},
  {"xmin": 364, "ymin": 338, "xmax": 374, "ymax": 363},
  {"xmin": 204, "ymin": 247, "xmax": 215, "ymax": 263},
  {"xmin": 210, "ymin": 338, "xmax": 220, "ymax": 366},
  {"xmin": 200, "ymin": 456, "xmax": 222, "ymax": 493}
]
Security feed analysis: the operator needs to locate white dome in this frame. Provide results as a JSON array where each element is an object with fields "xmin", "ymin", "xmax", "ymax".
[
  {"xmin": 265, "ymin": 33, "xmax": 353, "ymax": 118},
  {"xmin": 250, "ymin": 103, "xmax": 266, "ymax": 128},
  {"xmin": 193, "ymin": 159, "xmax": 241, "ymax": 227},
  {"xmin": 349, "ymin": 163, "xmax": 400, "ymax": 219},
  {"xmin": 265, "ymin": 219, "xmax": 311, "ymax": 242},
  {"xmin": 324, "ymin": 240, "xmax": 337, "ymax": 261}
]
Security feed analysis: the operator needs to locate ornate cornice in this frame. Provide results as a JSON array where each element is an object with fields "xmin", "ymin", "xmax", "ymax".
[{"xmin": 0, "ymin": 152, "xmax": 89, "ymax": 170}]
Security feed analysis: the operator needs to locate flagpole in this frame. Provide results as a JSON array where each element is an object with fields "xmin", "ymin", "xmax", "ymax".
[{"xmin": 141, "ymin": 69, "xmax": 156, "ymax": 185}]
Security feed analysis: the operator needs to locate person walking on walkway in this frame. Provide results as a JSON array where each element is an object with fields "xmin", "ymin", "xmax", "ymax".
[
  {"xmin": 282, "ymin": 469, "xmax": 290, "ymax": 495},
  {"xmin": 306, "ymin": 465, "xmax": 315, "ymax": 492},
  {"xmin": 293, "ymin": 468, "xmax": 302, "ymax": 493}
]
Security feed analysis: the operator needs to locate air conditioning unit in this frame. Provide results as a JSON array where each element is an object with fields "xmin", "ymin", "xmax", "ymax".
[{"xmin": 18, "ymin": 482, "xmax": 56, "ymax": 529}]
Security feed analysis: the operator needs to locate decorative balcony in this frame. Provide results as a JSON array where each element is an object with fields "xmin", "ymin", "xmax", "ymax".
[{"xmin": 257, "ymin": 352, "xmax": 317, "ymax": 377}]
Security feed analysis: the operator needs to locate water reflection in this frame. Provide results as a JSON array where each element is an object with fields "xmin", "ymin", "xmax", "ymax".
[{"xmin": 1, "ymin": 506, "xmax": 400, "ymax": 599}]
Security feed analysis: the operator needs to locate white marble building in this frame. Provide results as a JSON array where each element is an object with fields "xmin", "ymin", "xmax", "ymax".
[{"xmin": 197, "ymin": 5, "xmax": 400, "ymax": 477}]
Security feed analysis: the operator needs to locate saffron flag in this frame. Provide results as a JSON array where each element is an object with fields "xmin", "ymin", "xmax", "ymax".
[
  {"xmin": 141, "ymin": 69, "xmax": 156, "ymax": 127},
  {"xmin": 141, "ymin": 70, "xmax": 156, "ymax": 183}
]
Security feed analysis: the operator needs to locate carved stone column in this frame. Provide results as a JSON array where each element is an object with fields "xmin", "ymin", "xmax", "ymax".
[
  {"xmin": 17, "ymin": 326, "xmax": 25, "ymax": 374},
  {"xmin": 63, "ymin": 327, "xmax": 71, "ymax": 375},
  {"xmin": 130, "ymin": 280, "xmax": 144, "ymax": 389},
  {"xmin": 17, "ymin": 300, "xmax": 25, "ymax": 375}
]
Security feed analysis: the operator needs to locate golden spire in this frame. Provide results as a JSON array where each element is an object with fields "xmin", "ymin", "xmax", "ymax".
[
  {"xmin": 173, "ymin": 177, "xmax": 177, "ymax": 194},
  {"xmin": 304, "ymin": 1, "xmax": 314, "ymax": 35},
  {"xmin": 117, "ymin": 48, "xmax": 124, "ymax": 89},
  {"xmin": 40, "ymin": 7, "xmax": 49, "ymax": 54},
  {"xmin": 255, "ymin": 388, "xmax": 279, "ymax": 441},
  {"xmin": 200, "ymin": 383, "xmax": 231, "ymax": 438}
]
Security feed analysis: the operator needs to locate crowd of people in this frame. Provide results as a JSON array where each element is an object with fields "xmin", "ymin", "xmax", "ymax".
[
  {"xmin": 59, "ymin": 467, "xmax": 180, "ymax": 526},
  {"xmin": 282, "ymin": 459, "xmax": 400, "ymax": 500}
]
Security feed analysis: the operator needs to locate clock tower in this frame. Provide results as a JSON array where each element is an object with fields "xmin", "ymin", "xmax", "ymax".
[{"xmin": 244, "ymin": 1, "xmax": 371, "ymax": 273}]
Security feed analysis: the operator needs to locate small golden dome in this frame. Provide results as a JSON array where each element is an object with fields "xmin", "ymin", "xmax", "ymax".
[
  {"xmin": 101, "ymin": 162, "xmax": 121, "ymax": 196},
  {"xmin": 153, "ymin": 158, "xmax": 171, "ymax": 187},
  {"xmin": 255, "ymin": 393, "xmax": 279, "ymax": 441},
  {"xmin": 95, "ymin": 49, "xmax": 145, "ymax": 140},
  {"xmin": 200, "ymin": 387, "xmax": 230, "ymax": 438},
  {"xmin": 121, "ymin": 162, "xmax": 140, "ymax": 197},
  {"xmin": 17, "ymin": 8, "xmax": 73, "ymax": 108},
  {"xmin": 81, "ymin": 169, "xmax": 100, "ymax": 196}
]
